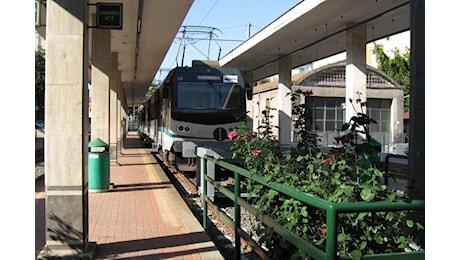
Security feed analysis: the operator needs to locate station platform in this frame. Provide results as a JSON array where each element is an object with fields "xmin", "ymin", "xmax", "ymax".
[{"xmin": 35, "ymin": 132, "xmax": 224, "ymax": 259}]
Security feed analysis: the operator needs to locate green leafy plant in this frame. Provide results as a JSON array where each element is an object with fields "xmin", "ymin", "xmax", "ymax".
[
  {"xmin": 373, "ymin": 43, "xmax": 410, "ymax": 112},
  {"xmin": 229, "ymin": 90, "xmax": 424, "ymax": 259}
]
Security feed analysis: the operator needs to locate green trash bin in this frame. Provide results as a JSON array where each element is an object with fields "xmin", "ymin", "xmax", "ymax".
[{"xmin": 88, "ymin": 138, "xmax": 110, "ymax": 192}]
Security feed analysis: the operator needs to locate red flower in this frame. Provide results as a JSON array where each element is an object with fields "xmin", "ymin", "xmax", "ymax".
[
  {"xmin": 245, "ymin": 131, "xmax": 252, "ymax": 138},
  {"xmin": 251, "ymin": 149, "xmax": 261, "ymax": 156},
  {"xmin": 323, "ymin": 154, "xmax": 336, "ymax": 165}
]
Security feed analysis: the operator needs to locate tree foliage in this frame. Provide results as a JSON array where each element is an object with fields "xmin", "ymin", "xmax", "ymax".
[
  {"xmin": 145, "ymin": 82, "xmax": 159, "ymax": 98},
  {"xmin": 35, "ymin": 46, "xmax": 46, "ymax": 120},
  {"xmin": 373, "ymin": 43, "xmax": 410, "ymax": 112}
]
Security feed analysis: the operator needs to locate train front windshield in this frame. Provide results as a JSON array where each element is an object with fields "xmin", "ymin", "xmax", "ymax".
[{"xmin": 176, "ymin": 82, "xmax": 243, "ymax": 110}]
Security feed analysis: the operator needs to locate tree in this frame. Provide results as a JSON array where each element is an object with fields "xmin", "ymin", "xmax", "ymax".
[
  {"xmin": 35, "ymin": 46, "xmax": 46, "ymax": 120},
  {"xmin": 145, "ymin": 82, "xmax": 159, "ymax": 98},
  {"xmin": 373, "ymin": 43, "xmax": 410, "ymax": 112}
]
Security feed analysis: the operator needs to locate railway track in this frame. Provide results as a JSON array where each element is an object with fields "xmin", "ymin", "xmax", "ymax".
[{"xmin": 151, "ymin": 151, "xmax": 264, "ymax": 260}]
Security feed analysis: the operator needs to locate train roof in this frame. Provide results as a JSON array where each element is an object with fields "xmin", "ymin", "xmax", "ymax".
[{"xmin": 162, "ymin": 60, "xmax": 243, "ymax": 85}]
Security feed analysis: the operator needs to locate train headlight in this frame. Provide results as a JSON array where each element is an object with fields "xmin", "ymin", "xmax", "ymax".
[{"xmin": 177, "ymin": 124, "xmax": 191, "ymax": 133}]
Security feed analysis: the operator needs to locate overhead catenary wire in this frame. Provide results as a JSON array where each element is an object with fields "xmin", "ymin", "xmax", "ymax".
[
  {"xmin": 198, "ymin": 0, "xmax": 220, "ymax": 26},
  {"xmin": 175, "ymin": 25, "xmax": 225, "ymax": 65},
  {"xmin": 173, "ymin": 0, "xmax": 220, "ymax": 66},
  {"xmin": 164, "ymin": 0, "xmax": 251, "ymax": 78}
]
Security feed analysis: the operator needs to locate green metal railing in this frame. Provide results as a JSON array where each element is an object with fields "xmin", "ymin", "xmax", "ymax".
[
  {"xmin": 198, "ymin": 150, "xmax": 424, "ymax": 260},
  {"xmin": 383, "ymin": 153, "xmax": 409, "ymax": 185}
]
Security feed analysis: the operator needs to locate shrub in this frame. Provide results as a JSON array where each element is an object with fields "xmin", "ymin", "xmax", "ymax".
[{"xmin": 229, "ymin": 90, "xmax": 424, "ymax": 259}]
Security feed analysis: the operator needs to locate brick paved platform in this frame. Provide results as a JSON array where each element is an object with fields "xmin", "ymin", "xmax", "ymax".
[{"xmin": 35, "ymin": 132, "xmax": 223, "ymax": 259}]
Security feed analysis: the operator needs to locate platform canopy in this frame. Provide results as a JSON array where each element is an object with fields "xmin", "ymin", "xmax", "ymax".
[{"xmin": 36, "ymin": 0, "xmax": 411, "ymax": 107}]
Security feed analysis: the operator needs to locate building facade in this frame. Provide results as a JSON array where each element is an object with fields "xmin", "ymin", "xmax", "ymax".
[{"xmin": 248, "ymin": 61, "xmax": 405, "ymax": 151}]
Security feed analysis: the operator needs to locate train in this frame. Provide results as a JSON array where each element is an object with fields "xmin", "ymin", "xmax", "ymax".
[{"xmin": 138, "ymin": 60, "xmax": 252, "ymax": 171}]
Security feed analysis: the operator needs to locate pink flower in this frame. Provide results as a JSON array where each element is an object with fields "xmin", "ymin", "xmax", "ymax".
[
  {"xmin": 228, "ymin": 130, "xmax": 238, "ymax": 140},
  {"xmin": 251, "ymin": 149, "xmax": 261, "ymax": 156}
]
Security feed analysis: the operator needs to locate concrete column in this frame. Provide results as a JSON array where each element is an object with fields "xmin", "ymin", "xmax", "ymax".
[
  {"xmin": 391, "ymin": 96, "xmax": 405, "ymax": 143},
  {"xmin": 244, "ymin": 71, "xmax": 254, "ymax": 132},
  {"xmin": 123, "ymin": 93, "xmax": 129, "ymax": 137},
  {"xmin": 39, "ymin": 0, "xmax": 95, "ymax": 258},
  {"xmin": 278, "ymin": 56, "xmax": 292, "ymax": 146},
  {"xmin": 253, "ymin": 90, "xmax": 260, "ymax": 135},
  {"xmin": 117, "ymin": 71, "xmax": 124, "ymax": 151},
  {"xmin": 409, "ymin": 0, "xmax": 425, "ymax": 199},
  {"xmin": 109, "ymin": 52, "xmax": 119, "ymax": 165},
  {"xmin": 90, "ymin": 28, "xmax": 111, "ymax": 144},
  {"xmin": 345, "ymin": 24, "xmax": 367, "ymax": 123}
]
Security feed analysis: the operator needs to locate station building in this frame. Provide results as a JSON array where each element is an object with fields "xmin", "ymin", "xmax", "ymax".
[{"xmin": 248, "ymin": 60, "xmax": 405, "ymax": 151}]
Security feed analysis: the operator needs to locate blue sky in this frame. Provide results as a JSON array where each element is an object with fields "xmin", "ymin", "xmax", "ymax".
[{"xmin": 154, "ymin": 0, "xmax": 301, "ymax": 82}]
